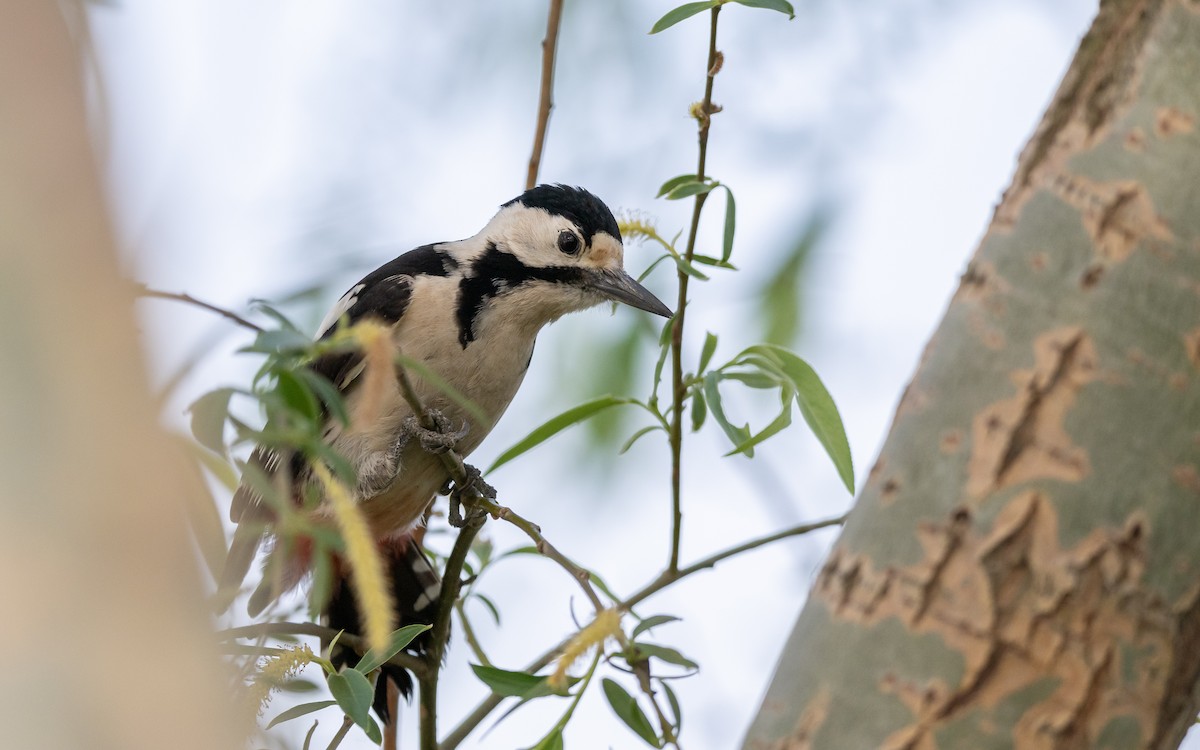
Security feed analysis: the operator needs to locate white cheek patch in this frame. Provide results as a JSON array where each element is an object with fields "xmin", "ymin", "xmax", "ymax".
[{"xmin": 316, "ymin": 283, "xmax": 365, "ymax": 338}]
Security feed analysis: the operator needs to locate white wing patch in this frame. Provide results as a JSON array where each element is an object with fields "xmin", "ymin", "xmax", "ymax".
[{"xmin": 317, "ymin": 283, "xmax": 365, "ymax": 338}]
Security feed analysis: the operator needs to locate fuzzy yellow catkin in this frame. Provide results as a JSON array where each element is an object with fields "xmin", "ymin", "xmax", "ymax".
[
  {"xmin": 247, "ymin": 644, "xmax": 315, "ymax": 716},
  {"xmin": 548, "ymin": 609, "xmax": 621, "ymax": 691},
  {"xmin": 618, "ymin": 214, "xmax": 658, "ymax": 244},
  {"xmin": 312, "ymin": 461, "xmax": 395, "ymax": 653},
  {"xmin": 345, "ymin": 319, "xmax": 396, "ymax": 432}
]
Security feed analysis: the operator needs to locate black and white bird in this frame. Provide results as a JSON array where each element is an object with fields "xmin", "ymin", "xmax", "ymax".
[{"xmin": 217, "ymin": 184, "xmax": 670, "ymax": 717}]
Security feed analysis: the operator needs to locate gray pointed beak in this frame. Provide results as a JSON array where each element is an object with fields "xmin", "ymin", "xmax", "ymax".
[{"xmin": 590, "ymin": 270, "xmax": 673, "ymax": 317}]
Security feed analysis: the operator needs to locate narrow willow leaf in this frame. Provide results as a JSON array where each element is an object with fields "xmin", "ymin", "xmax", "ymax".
[
  {"xmin": 620, "ymin": 425, "xmax": 662, "ymax": 454},
  {"xmin": 250, "ymin": 299, "xmax": 305, "ymax": 333},
  {"xmin": 354, "ymin": 624, "xmax": 431, "ymax": 674},
  {"xmin": 721, "ymin": 370, "xmax": 779, "ymax": 389},
  {"xmin": 662, "ymin": 680, "xmax": 683, "ymax": 734},
  {"xmin": 664, "ymin": 181, "xmax": 717, "ymax": 201},
  {"xmin": 589, "ymin": 572, "xmax": 622, "ymax": 604},
  {"xmin": 690, "ymin": 390, "xmax": 707, "ymax": 433},
  {"xmin": 362, "ymin": 717, "xmax": 382, "ymax": 745},
  {"xmin": 703, "ymin": 373, "xmax": 753, "ymax": 457},
  {"xmin": 721, "ymin": 186, "xmax": 736, "ymax": 262},
  {"xmin": 295, "ymin": 369, "xmax": 349, "ymax": 426},
  {"xmin": 649, "ymin": 1, "xmax": 715, "ymax": 34},
  {"xmin": 668, "ymin": 251, "xmax": 710, "ymax": 281},
  {"xmin": 602, "ymin": 678, "xmax": 662, "ymax": 747},
  {"xmin": 698, "ymin": 332, "xmax": 718, "ymax": 374},
  {"xmin": 241, "ymin": 328, "xmax": 313, "ymax": 355},
  {"xmin": 188, "ymin": 387, "xmax": 234, "ymax": 456},
  {"xmin": 730, "ymin": 0, "xmax": 795, "ymax": 17},
  {"xmin": 744, "ymin": 345, "xmax": 854, "ymax": 492},
  {"xmin": 470, "ymin": 665, "xmax": 548, "ymax": 698},
  {"xmin": 726, "ymin": 396, "xmax": 793, "ymax": 457},
  {"xmin": 637, "ymin": 253, "xmax": 675, "ymax": 283},
  {"xmin": 691, "ymin": 254, "xmax": 737, "ymax": 270},
  {"xmin": 656, "ymin": 173, "xmax": 699, "ymax": 197},
  {"xmin": 487, "ymin": 396, "xmax": 634, "ymax": 473},
  {"xmin": 275, "ymin": 369, "xmax": 320, "ymax": 424},
  {"xmin": 634, "ymin": 642, "xmax": 699, "ymax": 671},
  {"xmin": 307, "ymin": 542, "xmax": 335, "ymax": 621},
  {"xmin": 266, "ymin": 700, "xmax": 337, "ymax": 730},
  {"xmin": 526, "ymin": 730, "xmax": 564, "ymax": 750},
  {"xmin": 631, "ymin": 615, "xmax": 681, "ymax": 640},
  {"xmin": 474, "ymin": 592, "xmax": 502, "ymax": 625},
  {"xmin": 327, "ymin": 670, "xmax": 373, "ymax": 730}
]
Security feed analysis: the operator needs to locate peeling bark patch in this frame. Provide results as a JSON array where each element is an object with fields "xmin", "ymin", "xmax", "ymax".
[
  {"xmin": 1081, "ymin": 264, "xmax": 1105, "ymax": 289},
  {"xmin": 1154, "ymin": 106, "xmax": 1195, "ymax": 137},
  {"xmin": 1049, "ymin": 175, "xmax": 1174, "ymax": 262},
  {"xmin": 941, "ymin": 430, "xmax": 963, "ymax": 455},
  {"xmin": 966, "ymin": 328, "xmax": 1097, "ymax": 498},
  {"xmin": 1124, "ymin": 126, "xmax": 1147, "ymax": 151},
  {"xmin": 1172, "ymin": 465, "xmax": 1200, "ymax": 494},
  {"xmin": 1184, "ymin": 328, "xmax": 1200, "ymax": 371},
  {"xmin": 771, "ymin": 687, "xmax": 832, "ymax": 750},
  {"xmin": 815, "ymin": 493, "xmax": 1185, "ymax": 750}
]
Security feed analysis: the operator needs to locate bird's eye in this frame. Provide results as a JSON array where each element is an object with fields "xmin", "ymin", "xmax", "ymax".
[{"xmin": 557, "ymin": 230, "xmax": 581, "ymax": 256}]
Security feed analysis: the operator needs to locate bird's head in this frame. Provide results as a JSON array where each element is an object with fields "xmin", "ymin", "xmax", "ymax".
[{"xmin": 466, "ymin": 185, "xmax": 672, "ymax": 328}]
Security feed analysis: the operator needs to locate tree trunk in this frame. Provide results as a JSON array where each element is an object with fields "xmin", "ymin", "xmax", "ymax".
[{"xmin": 743, "ymin": 1, "xmax": 1200, "ymax": 748}]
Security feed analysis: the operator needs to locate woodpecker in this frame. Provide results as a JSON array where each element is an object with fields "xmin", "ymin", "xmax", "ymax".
[{"xmin": 217, "ymin": 184, "xmax": 671, "ymax": 718}]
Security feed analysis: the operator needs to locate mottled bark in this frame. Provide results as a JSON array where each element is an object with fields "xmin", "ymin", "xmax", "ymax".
[{"xmin": 743, "ymin": 1, "xmax": 1200, "ymax": 748}]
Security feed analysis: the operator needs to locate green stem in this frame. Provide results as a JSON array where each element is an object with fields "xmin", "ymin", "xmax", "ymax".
[{"xmin": 668, "ymin": 5, "xmax": 722, "ymax": 574}]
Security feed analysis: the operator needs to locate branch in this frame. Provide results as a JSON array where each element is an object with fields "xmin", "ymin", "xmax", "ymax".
[
  {"xmin": 525, "ymin": 0, "xmax": 565, "ymax": 190},
  {"xmin": 136, "ymin": 284, "xmax": 264, "ymax": 333},
  {"xmin": 216, "ymin": 621, "xmax": 428, "ymax": 677},
  {"xmin": 438, "ymin": 511, "xmax": 844, "ymax": 749},
  {"xmin": 479, "ymin": 497, "xmax": 605, "ymax": 613},
  {"xmin": 668, "ymin": 5, "xmax": 722, "ymax": 574}
]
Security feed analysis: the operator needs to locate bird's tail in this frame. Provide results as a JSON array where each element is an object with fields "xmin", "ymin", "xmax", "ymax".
[
  {"xmin": 212, "ymin": 518, "xmax": 264, "ymax": 614},
  {"xmin": 325, "ymin": 535, "xmax": 441, "ymax": 724}
]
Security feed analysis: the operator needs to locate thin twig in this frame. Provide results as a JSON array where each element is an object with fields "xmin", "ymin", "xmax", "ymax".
[
  {"xmin": 326, "ymin": 715, "xmax": 354, "ymax": 750},
  {"xmin": 438, "ymin": 512, "xmax": 844, "ymax": 750},
  {"xmin": 137, "ymin": 284, "xmax": 264, "ymax": 332},
  {"xmin": 526, "ymin": 0, "xmax": 565, "ymax": 190},
  {"xmin": 455, "ymin": 600, "xmax": 492, "ymax": 667},
  {"xmin": 668, "ymin": 6, "xmax": 722, "ymax": 574},
  {"xmin": 216, "ymin": 621, "xmax": 428, "ymax": 676},
  {"xmin": 478, "ymin": 497, "xmax": 604, "ymax": 612}
]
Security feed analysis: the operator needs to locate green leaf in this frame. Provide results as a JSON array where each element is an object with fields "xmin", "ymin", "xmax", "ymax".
[
  {"xmin": 474, "ymin": 592, "xmax": 502, "ymax": 625},
  {"xmin": 730, "ymin": 0, "xmax": 795, "ymax": 17},
  {"xmin": 758, "ymin": 213, "xmax": 823, "ymax": 346},
  {"xmin": 634, "ymin": 642, "xmax": 699, "ymax": 671},
  {"xmin": 470, "ymin": 665, "xmax": 549, "ymax": 698},
  {"xmin": 274, "ymin": 369, "xmax": 320, "ymax": 424},
  {"xmin": 620, "ymin": 425, "xmax": 662, "ymax": 454},
  {"xmin": 725, "ymin": 395, "xmax": 793, "ymax": 457},
  {"xmin": 526, "ymin": 730, "xmax": 564, "ymax": 750},
  {"xmin": 662, "ymin": 680, "xmax": 683, "ymax": 734},
  {"xmin": 703, "ymin": 373, "xmax": 753, "ymax": 457},
  {"xmin": 667, "ymin": 251, "xmax": 710, "ymax": 281},
  {"xmin": 188, "ymin": 388, "xmax": 234, "ymax": 456},
  {"xmin": 744, "ymin": 345, "xmax": 854, "ymax": 492},
  {"xmin": 690, "ymin": 390, "xmax": 707, "ymax": 432},
  {"xmin": 354, "ymin": 624, "xmax": 431, "ymax": 674},
  {"xmin": 295, "ymin": 369, "xmax": 349, "ymax": 426},
  {"xmin": 241, "ymin": 328, "xmax": 313, "ymax": 355},
  {"xmin": 327, "ymin": 669, "xmax": 374, "ymax": 730},
  {"xmin": 650, "ymin": 1, "xmax": 715, "ymax": 33},
  {"xmin": 266, "ymin": 700, "xmax": 337, "ymax": 730},
  {"xmin": 279, "ymin": 678, "xmax": 320, "ymax": 693},
  {"xmin": 602, "ymin": 678, "xmax": 662, "ymax": 747},
  {"xmin": 656, "ymin": 174, "xmax": 700, "ymax": 197},
  {"xmin": 362, "ymin": 717, "xmax": 382, "ymax": 745},
  {"xmin": 487, "ymin": 396, "xmax": 634, "ymax": 473},
  {"xmin": 250, "ymin": 299, "xmax": 305, "ymax": 333},
  {"xmin": 691, "ymin": 254, "xmax": 737, "ymax": 270},
  {"xmin": 308, "ymin": 544, "xmax": 334, "ymax": 621},
  {"xmin": 721, "ymin": 371, "xmax": 779, "ymax": 389},
  {"xmin": 589, "ymin": 571, "xmax": 622, "ymax": 604},
  {"xmin": 721, "ymin": 186, "xmax": 736, "ymax": 262},
  {"xmin": 631, "ymin": 615, "xmax": 681, "ymax": 640},
  {"xmin": 698, "ymin": 332, "xmax": 718, "ymax": 374},
  {"xmin": 664, "ymin": 181, "xmax": 717, "ymax": 200}
]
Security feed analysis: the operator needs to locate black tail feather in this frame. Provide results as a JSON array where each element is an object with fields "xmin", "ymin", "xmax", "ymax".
[{"xmin": 325, "ymin": 537, "xmax": 442, "ymax": 724}]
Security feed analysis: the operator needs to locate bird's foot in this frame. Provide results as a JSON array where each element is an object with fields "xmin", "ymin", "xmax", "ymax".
[
  {"xmin": 403, "ymin": 411, "xmax": 470, "ymax": 454},
  {"xmin": 448, "ymin": 464, "xmax": 495, "ymax": 528}
]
